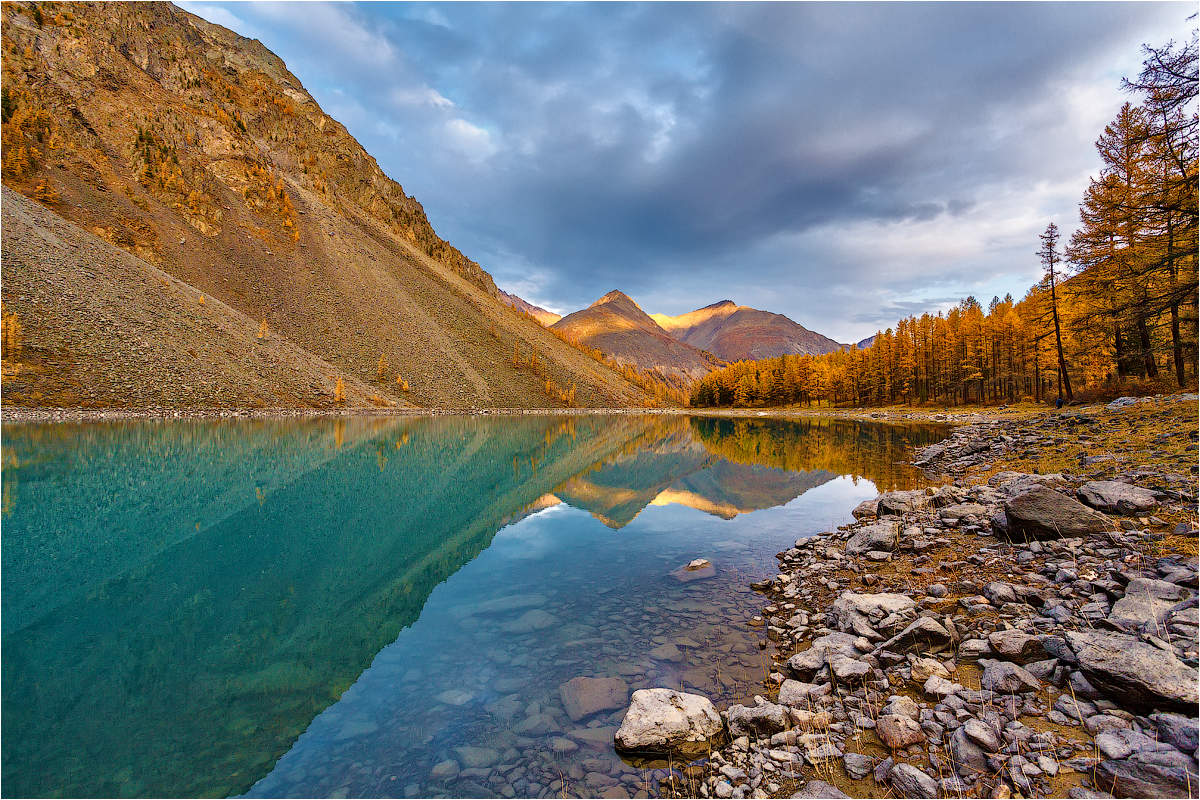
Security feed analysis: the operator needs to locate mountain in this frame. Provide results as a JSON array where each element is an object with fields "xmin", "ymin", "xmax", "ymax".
[
  {"xmin": 651, "ymin": 300, "xmax": 843, "ymax": 361},
  {"xmin": 855, "ymin": 335, "xmax": 878, "ymax": 349},
  {"xmin": 550, "ymin": 291, "xmax": 723, "ymax": 386},
  {"xmin": 498, "ymin": 290, "xmax": 561, "ymax": 326},
  {"xmin": 0, "ymin": 2, "xmax": 647, "ymax": 410}
]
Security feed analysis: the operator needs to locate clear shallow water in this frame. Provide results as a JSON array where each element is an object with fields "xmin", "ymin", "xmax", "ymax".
[{"xmin": 1, "ymin": 414, "xmax": 946, "ymax": 798}]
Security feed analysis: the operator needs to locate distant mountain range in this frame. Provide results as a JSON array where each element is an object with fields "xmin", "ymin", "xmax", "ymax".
[
  {"xmin": 652, "ymin": 300, "xmax": 843, "ymax": 360},
  {"xmin": 499, "ymin": 288, "xmax": 848, "ymax": 383},
  {"xmin": 550, "ymin": 291, "xmax": 724, "ymax": 385}
]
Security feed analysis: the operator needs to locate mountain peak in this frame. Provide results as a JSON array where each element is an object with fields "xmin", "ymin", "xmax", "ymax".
[
  {"xmin": 591, "ymin": 290, "xmax": 639, "ymax": 309},
  {"xmin": 704, "ymin": 300, "xmax": 738, "ymax": 310}
]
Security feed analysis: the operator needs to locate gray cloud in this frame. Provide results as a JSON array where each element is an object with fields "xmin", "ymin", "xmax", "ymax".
[{"xmin": 181, "ymin": 1, "xmax": 1191, "ymax": 341}]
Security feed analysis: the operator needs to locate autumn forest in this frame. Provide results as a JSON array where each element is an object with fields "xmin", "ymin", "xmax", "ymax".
[{"xmin": 692, "ymin": 35, "xmax": 1198, "ymax": 409}]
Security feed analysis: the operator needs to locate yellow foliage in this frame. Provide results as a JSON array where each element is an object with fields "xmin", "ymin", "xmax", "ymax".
[
  {"xmin": 376, "ymin": 354, "xmax": 388, "ymax": 380},
  {"xmin": 333, "ymin": 377, "xmax": 346, "ymax": 403},
  {"xmin": 256, "ymin": 318, "xmax": 269, "ymax": 340},
  {"xmin": 396, "ymin": 376, "xmax": 410, "ymax": 391}
]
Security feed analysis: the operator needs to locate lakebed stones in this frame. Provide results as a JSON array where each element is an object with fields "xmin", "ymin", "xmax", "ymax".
[
  {"xmin": 1077, "ymin": 480, "xmax": 1159, "ymax": 514},
  {"xmin": 559, "ymin": 676, "xmax": 628, "ymax": 722},
  {"xmin": 786, "ymin": 632, "xmax": 860, "ymax": 680},
  {"xmin": 613, "ymin": 689, "xmax": 723, "ymax": 755},
  {"xmin": 875, "ymin": 616, "xmax": 953, "ymax": 655},
  {"xmin": 1064, "ymin": 630, "xmax": 1198, "ymax": 712},
  {"xmin": 998, "ymin": 485, "xmax": 1112, "ymax": 539}
]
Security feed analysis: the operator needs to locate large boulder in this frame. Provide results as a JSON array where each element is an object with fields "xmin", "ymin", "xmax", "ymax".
[
  {"xmin": 1077, "ymin": 481, "xmax": 1158, "ymax": 514},
  {"xmin": 614, "ymin": 689, "xmax": 724, "ymax": 755},
  {"xmin": 876, "ymin": 714, "xmax": 924, "ymax": 749},
  {"xmin": 1065, "ymin": 630, "xmax": 1198, "ymax": 712},
  {"xmin": 1094, "ymin": 729, "xmax": 1199, "ymax": 797},
  {"xmin": 828, "ymin": 592, "xmax": 916, "ymax": 639},
  {"xmin": 987, "ymin": 630, "xmax": 1048, "ymax": 664},
  {"xmin": 1107, "ymin": 578, "xmax": 1192, "ymax": 632},
  {"xmin": 946, "ymin": 727, "xmax": 989, "ymax": 776},
  {"xmin": 787, "ymin": 633, "xmax": 860, "ymax": 680},
  {"xmin": 845, "ymin": 521, "xmax": 900, "ymax": 555},
  {"xmin": 727, "ymin": 698, "xmax": 789, "ymax": 737},
  {"xmin": 877, "ymin": 490, "xmax": 932, "ymax": 516},
  {"xmin": 559, "ymin": 676, "xmax": 628, "ymax": 721},
  {"xmin": 999, "ymin": 486, "xmax": 1112, "ymax": 539}
]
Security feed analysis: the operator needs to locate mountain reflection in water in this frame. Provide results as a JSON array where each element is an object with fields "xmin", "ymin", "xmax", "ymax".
[{"xmin": 1, "ymin": 414, "xmax": 945, "ymax": 798}]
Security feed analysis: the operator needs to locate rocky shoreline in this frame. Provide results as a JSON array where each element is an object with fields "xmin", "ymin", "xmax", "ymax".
[{"xmin": 613, "ymin": 394, "xmax": 1199, "ymax": 799}]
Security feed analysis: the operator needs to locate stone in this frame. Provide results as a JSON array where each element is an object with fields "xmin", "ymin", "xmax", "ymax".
[
  {"xmin": 923, "ymin": 674, "xmax": 962, "ymax": 698},
  {"xmin": 842, "ymin": 752, "xmax": 874, "ymax": 780},
  {"xmin": 613, "ymin": 689, "xmax": 724, "ymax": 755},
  {"xmin": 453, "ymin": 746, "xmax": 500, "ymax": 768},
  {"xmin": 851, "ymin": 499, "xmax": 878, "ymax": 520},
  {"xmin": 987, "ymin": 630, "xmax": 1047, "ymax": 664},
  {"xmin": 947, "ymin": 727, "xmax": 989, "ymax": 775},
  {"xmin": 957, "ymin": 638, "xmax": 992, "ymax": 661},
  {"xmin": 559, "ymin": 676, "xmax": 629, "ymax": 722},
  {"xmin": 1077, "ymin": 481, "xmax": 1158, "ymax": 514},
  {"xmin": 829, "ymin": 655, "xmax": 870, "ymax": 683},
  {"xmin": 845, "ymin": 521, "xmax": 900, "ymax": 555},
  {"xmin": 671, "ymin": 559, "xmax": 716, "ymax": 582},
  {"xmin": 1094, "ymin": 729, "xmax": 1199, "ymax": 797},
  {"xmin": 910, "ymin": 656, "xmax": 949, "ymax": 682},
  {"xmin": 1107, "ymin": 578, "xmax": 1191, "ymax": 632},
  {"xmin": 778, "ymin": 679, "xmax": 830, "ymax": 707},
  {"xmin": 880, "ymin": 695, "xmax": 919, "ymax": 720},
  {"xmin": 1066, "ymin": 630, "xmax": 1199, "ymax": 712},
  {"xmin": 888, "ymin": 763, "xmax": 938, "ymax": 798},
  {"xmin": 875, "ymin": 714, "xmax": 924, "ymax": 749},
  {"xmin": 727, "ymin": 698, "xmax": 789, "ymax": 737},
  {"xmin": 649, "ymin": 643, "xmax": 684, "ymax": 662},
  {"xmin": 790, "ymin": 781, "xmax": 850, "ymax": 799},
  {"xmin": 430, "ymin": 760, "xmax": 459, "ymax": 779},
  {"xmin": 1000, "ymin": 486, "xmax": 1112, "ymax": 539},
  {"xmin": 876, "ymin": 616, "xmax": 953, "ymax": 655},
  {"xmin": 983, "ymin": 581, "xmax": 1019, "ymax": 604},
  {"xmin": 1150, "ymin": 712, "xmax": 1199, "ymax": 754},
  {"xmin": 828, "ymin": 592, "xmax": 915, "ymax": 639},
  {"xmin": 787, "ymin": 633, "xmax": 860, "ymax": 680},
  {"xmin": 940, "ymin": 502, "xmax": 989, "ymax": 521},
  {"xmin": 979, "ymin": 659, "xmax": 1041, "ymax": 693},
  {"xmin": 963, "ymin": 719, "xmax": 1001, "ymax": 752},
  {"xmin": 877, "ymin": 490, "xmax": 932, "ymax": 516},
  {"xmin": 501, "ymin": 609, "xmax": 556, "ymax": 633}
]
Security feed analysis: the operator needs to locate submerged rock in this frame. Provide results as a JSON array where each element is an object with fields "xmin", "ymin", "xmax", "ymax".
[
  {"xmin": 558, "ymin": 676, "xmax": 628, "ymax": 722},
  {"xmin": 613, "ymin": 689, "xmax": 723, "ymax": 755}
]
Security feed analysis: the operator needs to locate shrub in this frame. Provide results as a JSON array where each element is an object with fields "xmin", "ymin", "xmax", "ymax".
[{"xmin": 256, "ymin": 319, "xmax": 269, "ymax": 339}]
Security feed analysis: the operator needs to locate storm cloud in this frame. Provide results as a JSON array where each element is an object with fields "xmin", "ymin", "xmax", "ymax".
[{"xmin": 180, "ymin": 1, "xmax": 1190, "ymax": 342}]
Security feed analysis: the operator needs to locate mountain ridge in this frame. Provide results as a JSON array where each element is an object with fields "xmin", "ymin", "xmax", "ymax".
[{"xmin": 652, "ymin": 301, "xmax": 844, "ymax": 360}]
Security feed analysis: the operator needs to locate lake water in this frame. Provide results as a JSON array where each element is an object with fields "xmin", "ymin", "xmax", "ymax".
[{"xmin": 1, "ymin": 414, "xmax": 946, "ymax": 798}]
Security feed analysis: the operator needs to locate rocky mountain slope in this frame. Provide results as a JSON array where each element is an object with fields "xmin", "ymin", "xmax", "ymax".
[
  {"xmin": 0, "ymin": 1, "xmax": 647, "ymax": 410},
  {"xmin": 498, "ymin": 290, "xmax": 561, "ymax": 327},
  {"xmin": 550, "ymin": 291, "xmax": 723, "ymax": 387},
  {"xmin": 652, "ymin": 300, "xmax": 844, "ymax": 361}
]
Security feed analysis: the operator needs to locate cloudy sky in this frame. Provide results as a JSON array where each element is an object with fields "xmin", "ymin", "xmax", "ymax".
[{"xmin": 180, "ymin": 1, "xmax": 1189, "ymax": 342}]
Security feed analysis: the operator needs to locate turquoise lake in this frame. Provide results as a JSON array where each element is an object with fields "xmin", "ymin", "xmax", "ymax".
[{"xmin": 1, "ymin": 414, "xmax": 947, "ymax": 798}]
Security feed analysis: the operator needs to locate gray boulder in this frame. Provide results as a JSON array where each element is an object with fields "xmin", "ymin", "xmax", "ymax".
[
  {"xmin": 828, "ymin": 592, "xmax": 915, "ymax": 639},
  {"xmin": 1094, "ymin": 729, "xmax": 1199, "ymax": 797},
  {"xmin": 559, "ymin": 676, "xmax": 628, "ymax": 721},
  {"xmin": 1107, "ymin": 578, "xmax": 1191, "ymax": 632},
  {"xmin": 987, "ymin": 630, "xmax": 1047, "ymax": 664},
  {"xmin": 979, "ymin": 659, "xmax": 1041, "ymax": 693},
  {"xmin": 888, "ymin": 764, "xmax": 938, "ymax": 798},
  {"xmin": 845, "ymin": 521, "xmax": 900, "ymax": 555},
  {"xmin": 727, "ymin": 698, "xmax": 789, "ymax": 737},
  {"xmin": 778, "ymin": 679, "xmax": 831, "ymax": 707},
  {"xmin": 947, "ymin": 727, "xmax": 989, "ymax": 775},
  {"xmin": 1066, "ymin": 630, "xmax": 1199, "ymax": 712},
  {"xmin": 1000, "ymin": 486, "xmax": 1112, "ymax": 539},
  {"xmin": 877, "ymin": 490, "xmax": 932, "ymax": 516},
  {"xmin": 787, "ymin": 632, "xmax": 860, "ymax": 680},
  {"xmin": 1150, "ymin": 712, "xmax": 1199, "ymax": 754},
  {"xmin": 1077, "ymin": 480, "xmax": 1158, "ymax": 514},
  {"xmin": 613, "ymin": 689, "xmax": 724, "ymax": 755},
  {"xmin": 842, "ymin": 752, "xmax": 875, "ymax": 780}
]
